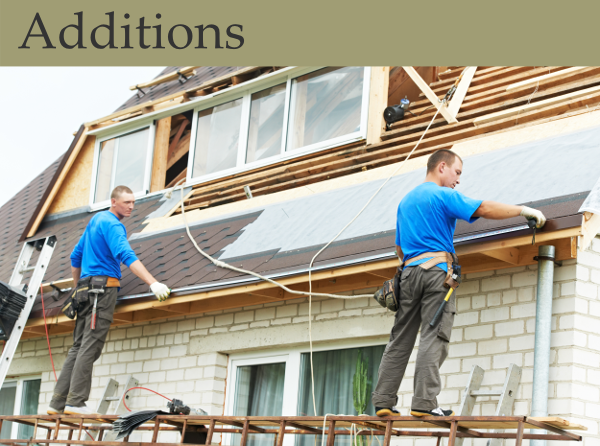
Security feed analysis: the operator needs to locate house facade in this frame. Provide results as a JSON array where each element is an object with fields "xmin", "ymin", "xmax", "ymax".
[{"xmin": 1, "ymin": 66, "xmax": 599, "ymax": 445}]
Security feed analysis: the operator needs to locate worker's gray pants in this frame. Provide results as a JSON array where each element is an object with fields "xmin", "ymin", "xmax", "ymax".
[
  {"xmin": 372, "ymin": 266, "xmax": 455, "ymax": 411},
  {"xmin": 50, "ymin": 287, "xmax": 118, "ymax": 409}
]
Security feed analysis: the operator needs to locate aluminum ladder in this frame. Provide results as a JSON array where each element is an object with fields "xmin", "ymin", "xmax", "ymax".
[
  {"xmin": 0, "ymin": 236, "xmax": 57, "ymax": 387},
  {"xmin": 456, "ymin": 363, "xmax": 522, "ymax": 446}
]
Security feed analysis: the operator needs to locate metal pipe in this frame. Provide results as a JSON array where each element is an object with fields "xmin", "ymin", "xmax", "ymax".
[{"xmin": 531, "ymin": 245, "xmax": 556, "ymax": 446}]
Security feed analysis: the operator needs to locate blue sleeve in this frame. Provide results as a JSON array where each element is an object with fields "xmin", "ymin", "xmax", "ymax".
[
  {"xmin": 106, "ymin": 222, "xmax": 139, "ymax": 267},
  {"xmin": 70, "ymin": 231, "xmax": 85, "ymax": 268},
  {"xmin": 444, "ymin": 190, "xmax": 483, "ymax": 224}
]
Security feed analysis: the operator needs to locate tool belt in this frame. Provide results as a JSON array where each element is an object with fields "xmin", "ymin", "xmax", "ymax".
[
  {"xmin": 373, "ymin": 251, "xmax": 461, "ymax": 312},
  {"xmin": 61, "ymin": 276, "xmax": 120, "ymax": 319},
  {"xmin": 403, "ymin": 251, "xmax": 461, "ymax": 290}
]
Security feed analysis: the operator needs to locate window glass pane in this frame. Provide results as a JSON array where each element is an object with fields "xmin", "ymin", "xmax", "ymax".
[
  {"xmin": 94, "ymin": 138, "xmax": 115, "ymax": 203},
  {"xmin": 297, "ymin": 346, "xmax": 385, "ymax": 446},
  {"xmin": 246, "ymin": 84, "xmax": 286, "ymax": 163},
  {"xmin": 233, "ymin": 362, "xmax": 285, "ymax": 446},
  {"xmin": 287, "ymin": 67, "xmax": 364, "ymax": 151},
  {"xmin": 17, "ymin": 379, "xmax": 41, "ymax": 439},
  {"xmin": 0, "ymin": 383, "xmax": 17, "ymax": 439},
  {"xmin": 113, "ymin": 129, "xmax": 149, "ymax": 194},
  {"xmin": 94, "ymin": 128, "xmax": 149, "ymax": 203},
  {"xmin": 193, "ymin": 99, "xmax": 243, "ymax": 178}
]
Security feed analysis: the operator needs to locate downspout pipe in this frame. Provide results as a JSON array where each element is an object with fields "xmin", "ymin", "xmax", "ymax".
[{"xmin": 530, "ymin": 245, "xmax": 556, "ymax": 446}]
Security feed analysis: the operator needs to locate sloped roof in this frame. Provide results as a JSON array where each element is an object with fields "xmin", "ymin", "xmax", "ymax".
[{"xmin": 115, "ymin": 66, "xmax": 245, "ymax": 111}]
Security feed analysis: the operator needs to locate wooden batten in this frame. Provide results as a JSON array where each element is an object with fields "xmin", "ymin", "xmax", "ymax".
[
  {"xmin": 366, "ymin": 67, "xmax": 390, "ymax": 145},
  {"xmin": 130, "ymin": 66, "xmax": 200, "ymax": 91},
  {"xmin": 150, "ymin": 117, "xmax": 172, "ymax": 192}
]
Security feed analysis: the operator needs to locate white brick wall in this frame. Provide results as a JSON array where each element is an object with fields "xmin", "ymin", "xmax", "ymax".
[{"xmin": 7, "ymin": 236, "xmax": 600, "ymax": 446}]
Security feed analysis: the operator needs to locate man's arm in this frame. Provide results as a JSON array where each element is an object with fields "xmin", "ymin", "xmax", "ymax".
[
  {"xmin": 473, "ymin": 201, "xmax": 546, "ymax": 228},
  {"xmin": 129, "ymin": 260, "xmax": 170, "ymax": 302},
  {"xmin": 396, "ymin": 245, "xmax": 403, "ymax": 261},
  {"xmin": 71, "ymin": 266, "xmax": 81, "ymax": 284}
]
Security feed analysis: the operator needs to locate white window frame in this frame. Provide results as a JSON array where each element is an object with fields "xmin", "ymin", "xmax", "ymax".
[
  {"xmin": 1, "ymin": 375, "xmax": 42, "ymax": 440},
  {"xmin": 89, "ymin": 124, "xmax": 156, "ymax": 210},
  {"xmin": 223, "ymin": 338, "xmax": 385, "ymax": 446},
  {"xmin": 186, "ymin": 67, "xmax": 371, "ymax": 186}
]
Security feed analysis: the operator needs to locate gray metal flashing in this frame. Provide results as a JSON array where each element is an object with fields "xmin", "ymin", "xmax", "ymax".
[{"xmin": 143, "ymin": 186, "xmax": 192, "ymax": 221}]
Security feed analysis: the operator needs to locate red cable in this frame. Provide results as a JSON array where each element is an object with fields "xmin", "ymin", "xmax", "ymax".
[
  {"xmin": 40, "ymin": 286, "xmax": 58, "ymax": 382},
  {"xmin": 122, "ymin": 387, "xmax": 172, "ymax": 412}
]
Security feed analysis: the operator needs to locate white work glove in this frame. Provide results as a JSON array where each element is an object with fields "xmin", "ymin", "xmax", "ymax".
[
  {"xmin": 150, "ymin": 282, "xmax": 171, "ymax": 302},
  {"xmin": 520, "ymin": 206, "xmax": 546, "ymax": 229}
]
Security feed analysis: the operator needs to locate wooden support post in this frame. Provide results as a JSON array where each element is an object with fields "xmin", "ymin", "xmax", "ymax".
[
  {"xmin": 515, "ymin": 420, "xmax": 524, "ymax": 446},
  {"xmin": 53, "ymin": 419, "xmax": 61, "ymax": 440},
  {"xmin": 276, "ymin": 421, "xmax": 286, "ymax": 446},
  {"xmin": 367, "ymin": 67, "xmax": 390, "ymax": 145},
  {"xmin": 326, "ymin": 420, "xmax": 336, "ymax": 446},
  {"xmin": 66, "ymin": 428, "xmax": 73, "ymax": 446},
  {"xmin": 150, "ymin": 116, "xmax": 172, "ymax": 192},
  {"xmin": 448, "ymin": 421, "xmax": 458, "ymax": 446},
  {"xmin": 402, "ymin": 67, "xmax": 458, "ymax": 124},
  {"xmin": 240, "ymin": 419, "xmax": 250, "ymax": 446},
  {"xmin": 32, "ymin": 419, "xmax": 39, "ymax": 441},
  {"xmin": 206, "ymin": 419, "xmax": 216, "ymax": 445},
  {"xmin": 436, "ymin": 436, "xmax": 442, "ymax": 446},
  {"xmin": 383, "ymin": 420, "xmax": 393, "ymax": 446},
  {"xmin": 46, "ymin": 426, "xmax": 52, "ymax": 440},
  {"xmin": 152, "ymin": 418, "xmax": 161, "ymax": 443},
  {"xmin": 446, "ymin": 67, "xmax": 477, "ymax": 118},
  {"xmin": 180, "ymin": 419, "xmax": 188, "ymax": 444},
  {"xmin": 77, "ymin": 420, "xmax": 83, "ymax": 441}
]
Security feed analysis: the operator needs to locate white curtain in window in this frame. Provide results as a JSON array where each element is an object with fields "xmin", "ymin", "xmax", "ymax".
[
  {"xmin": 17, "ymin": 379, "xmax": 41, "ymax": 439},
  {"xmin": 0, "ymin": 384, "xmax": 17, "ymax": 439},
  {"xmin": 233, "ymin": 362, "xmax": 285, "ymax": 446}
]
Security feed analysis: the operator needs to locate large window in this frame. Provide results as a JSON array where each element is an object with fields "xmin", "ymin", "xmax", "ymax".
[
  {"xmin": 225, "ymin": 344, "xmax": 384, "ymax": 446},
  {"xmin": 92, "ymin": 127, "xmax": 154, "ymax": 205},
  {"xmin": 0, "ymin": 377, "xmax": 41, "ymax": 440},
  {"xmin": 187, "ymin": 67, "xmax": 369, "ymax": 184}
]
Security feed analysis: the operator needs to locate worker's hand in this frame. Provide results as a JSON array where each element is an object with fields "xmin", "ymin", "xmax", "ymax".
[
  {"xmin": 520, "ymin": 206, "xmax": 546, "ymax": 228},
  {"xmin": 150, "ymin": 282, "xmax": 171, "ymax": 302}
]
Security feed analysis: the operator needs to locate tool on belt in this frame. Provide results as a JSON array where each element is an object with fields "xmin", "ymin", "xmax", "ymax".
[
  {"xmin": 61, "ymin": 276, "xmax": 118, "ymax": 321},
  {"xmin": 374, "ymin": 251, "xmax": 461, "ymax": 314}
]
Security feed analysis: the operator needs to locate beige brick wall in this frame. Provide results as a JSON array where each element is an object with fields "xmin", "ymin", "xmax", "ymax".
[{"xmin": 8, "ymin": 237, "xmax": 600, "ymax": 445}]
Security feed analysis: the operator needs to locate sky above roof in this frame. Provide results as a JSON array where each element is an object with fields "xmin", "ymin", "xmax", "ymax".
[{"xmin": 0, "ymin": 67, "xmax": 165, "ymax": 208}]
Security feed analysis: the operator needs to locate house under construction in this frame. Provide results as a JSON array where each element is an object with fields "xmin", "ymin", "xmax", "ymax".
[{"xmin": 0, "ymin": 66, "xmax": 599, "ymax": 446}]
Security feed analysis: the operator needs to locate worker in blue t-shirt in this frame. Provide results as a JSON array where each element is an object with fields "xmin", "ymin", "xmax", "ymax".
[
  {"xmin": 373, "ymin": 149, "xmax": 545, "ymax": 418},
  {"xmin": 48, "ymin": 186, "xmax": 171, "ymax": 416}
]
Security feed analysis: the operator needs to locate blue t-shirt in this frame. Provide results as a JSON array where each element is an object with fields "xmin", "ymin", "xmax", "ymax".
[
  {"xmin": 396, "ymin": 182, "xmax": 483, "ymax": 271},
  {"xmin": 70, "ymin": 211, "xmax": 139, "ymax": 279}
]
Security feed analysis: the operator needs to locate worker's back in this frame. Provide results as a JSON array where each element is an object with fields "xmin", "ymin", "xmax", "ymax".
[{"xmin": 396, "ymin": 182, "xmax": 481, "ymax": 266}]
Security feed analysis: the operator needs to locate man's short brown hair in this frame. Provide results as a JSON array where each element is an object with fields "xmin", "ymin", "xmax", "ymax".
[
  {"xmin": 111, "ymin": 185, "xmax": 134, "ymax": 200},
  {"xmin": 426, "ymin": 149, "xmax": 462, "ymax": 173}
]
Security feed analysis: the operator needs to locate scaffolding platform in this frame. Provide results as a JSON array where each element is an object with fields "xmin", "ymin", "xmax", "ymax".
[{"xmin": 0, "ymin": 414, "xmax": 586, "ymax": 446}]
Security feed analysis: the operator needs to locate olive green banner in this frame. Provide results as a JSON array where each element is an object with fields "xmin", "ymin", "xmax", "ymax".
[{"xmin": 1, "ymin": 0, "xmax": 600, "ymax": 66}]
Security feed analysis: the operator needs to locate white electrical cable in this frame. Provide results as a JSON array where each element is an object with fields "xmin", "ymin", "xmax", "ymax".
[{"xmin": 177, "ymin": 102, "xmax": 443, "ymax": 416}]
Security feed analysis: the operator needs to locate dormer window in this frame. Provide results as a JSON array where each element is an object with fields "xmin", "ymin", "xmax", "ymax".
[{"xmin": 91, "ymin": 126, "xmax": 154, "ymax": 206}]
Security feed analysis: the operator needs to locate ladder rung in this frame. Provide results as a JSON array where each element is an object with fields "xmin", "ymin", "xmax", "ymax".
[
  {"xmin": 104, "ymin": 397, "xmax": 120, "ymax": 401},
  {"xmin": 20, "ymin": 266, "xmax": 36, "ymax": 273},
  {"xmin": 470, "ymin": 391, "xmax": 502, "ymax": 397}
]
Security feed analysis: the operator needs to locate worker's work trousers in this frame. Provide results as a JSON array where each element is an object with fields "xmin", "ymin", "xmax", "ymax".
[
  {"xmin": 372, "ymin": 266, "xmax": 455, "ymax": 411},
  {"xmin": 50, "ymin": 287, "xmax": 118, "ymax": 409}
]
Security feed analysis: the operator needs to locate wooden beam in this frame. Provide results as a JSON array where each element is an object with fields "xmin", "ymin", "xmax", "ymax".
[
  {"xmin": 130, "ymin": 67, "xmax": 200, "ymax": 91},
  {"xmin": 150, "ymin": 117, "xmax": 172, "ymax": 192},
  {"xmin": 581, "ymin": 212, "xmax": 600, "ymax": 251},
  {"xmin": 402, "ymin": 67, "xmax": 458, "ymax": 124},
  {"xmin": 506, "ymin": 67, "xmax": 587, "ymax": 91},
  {"xmin": 26, "ymin": 130, "xmax": 88, "ymax": 239},
  {"xmin": 480, "ymin": 247, "xmax": 521, "ymax": 265},
  {"xmin": 446, "ymin": 67, "xmax": 477, "ymax": 118},
  {"xmin": 474, "ymin": 85, "xmax": 600, "ymax": 126},
  {"xmin": 366, "ymin": 67, "xmax": 390, "ymax": 145}
]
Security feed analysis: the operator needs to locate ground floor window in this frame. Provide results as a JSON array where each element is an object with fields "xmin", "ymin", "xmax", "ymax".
[
  {"xmin": 226, "ymin": 344, "xmax": 385, "ymax": 446},
  {"xmin": 0, "ymin": 377, "xmax": 41, "ymax": 440}
]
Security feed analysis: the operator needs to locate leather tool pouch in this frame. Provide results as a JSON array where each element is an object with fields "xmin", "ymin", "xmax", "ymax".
[
  {"xmin": 373, "ymin": 266, "xmax": 402, "ymax": 312},
  {"xmin": 89, "ymin": 276, "xmax": 108, "ymax": 293},
  {"xmin": 444, "ymin": 253, "xmax": 462, "ymax": 290},
  {"xmin": 61, "ymin": 287, "xmax": 78, "ymax": 319}
]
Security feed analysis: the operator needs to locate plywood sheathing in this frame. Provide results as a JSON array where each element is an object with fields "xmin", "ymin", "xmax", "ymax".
[{"xmin": 47, "ymin": 136, "xmax": 96, "ymax": 214}]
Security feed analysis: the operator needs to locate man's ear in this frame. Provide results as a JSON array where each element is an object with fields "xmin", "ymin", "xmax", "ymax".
[
  {"xmin": 111, "ymin": 198, "xmax": 116, "ymax": 207},
  {"xmin": 438, "ymin": 162, "xmax": 446, "ymax": 173}
]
